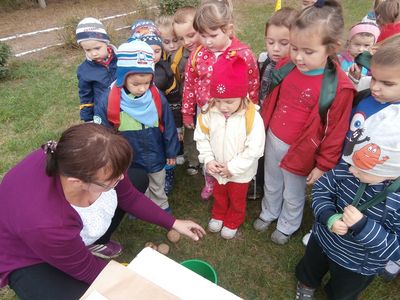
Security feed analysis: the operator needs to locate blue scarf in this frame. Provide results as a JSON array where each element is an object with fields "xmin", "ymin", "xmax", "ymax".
[{"xmin": 120, "ymin": 88, "xmax": 158, "ymax": 127}]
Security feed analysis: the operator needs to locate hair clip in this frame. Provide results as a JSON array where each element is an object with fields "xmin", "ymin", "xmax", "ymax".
[
  {"xmin": 314, "ymin": 0, "xmax": 325, "ymax": 8},
  {"xmin": 42, "ymin": 140, "xmax": 58, "ymax": 154}
]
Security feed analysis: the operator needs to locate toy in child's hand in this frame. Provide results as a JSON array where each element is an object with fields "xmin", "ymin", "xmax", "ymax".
[
  {"xmin": 157, "ymin": 243, "xmax": 170, "ymax": 255},
  {"xmin": 167, "ymin": 229, "xmax": 181, "ymax": 243}
]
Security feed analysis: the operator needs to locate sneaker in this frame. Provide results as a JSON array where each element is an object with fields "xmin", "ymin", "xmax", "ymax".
[
  {"xmin": 381, "ymin": 260, "xmax": 400, "ymax": 281},
  {"xmin": 271, "ymin": 229, "xmax": 290, "ymax": 245},
  {"xmin": 208, "ymin": 218, "xmax": 223, "ymax": 233},
  {"xmin": 302, "ymin": 230, "xmax": 312, "ymax": 247},
  {"xmin": 186, "ymin": 165, "xmax": 199, "ymax": 176},
  {"xmin": 87, "ymin": 240, "xmax": 123, "ymax": 259},
  {"xmin": 295, "ymin": 282, "xmax": 315, "ymax": 300},
  {"xmin": 201, "ymin": 174, "xmax": 215, "ymax": 200},
  {"xmin": 176, "ymin": 155, "xmax": 185, "ymax": 165},
  {"xmin": 221, "ymin": 226, "xmax": 238, "ymax": 239},
  {"xmin": 253, "ymin": 217, "xmax": 271, "ymax": 232}
]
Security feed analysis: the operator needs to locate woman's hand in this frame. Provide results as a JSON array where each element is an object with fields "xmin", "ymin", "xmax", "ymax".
[
  {"xmin": 306, "ymin": 167, "xmax": 325, "ymax": 185},
  {"xmin": 172, "ymin": 220, "xmax": 206, "ymax": 241}
]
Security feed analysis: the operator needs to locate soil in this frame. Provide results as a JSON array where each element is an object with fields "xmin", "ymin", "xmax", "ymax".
[{"xmin": 0, "ymin": 0, "xmax": 157, "ymax": 57}]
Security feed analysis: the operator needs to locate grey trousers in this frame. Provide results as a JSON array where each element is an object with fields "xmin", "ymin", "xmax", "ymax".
[
  {"xmin": 145, "ymin": 169, "xmax": 169, "ymax": 209},
  {"xmin": 259, "ymin": 129, "xmax": 307, "ymax": 235}
]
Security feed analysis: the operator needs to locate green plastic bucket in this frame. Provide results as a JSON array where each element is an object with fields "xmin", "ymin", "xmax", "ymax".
[{"xmin": 180, "ymin": 259, "xmax": 218, "ymax": 284}]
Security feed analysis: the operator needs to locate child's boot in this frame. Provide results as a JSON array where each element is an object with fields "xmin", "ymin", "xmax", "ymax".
[{"xmin": 201, "ymin": 172, "xmax": 215, "ymax": 200}]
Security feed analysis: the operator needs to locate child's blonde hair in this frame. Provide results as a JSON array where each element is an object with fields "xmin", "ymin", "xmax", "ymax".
[
  {"xmin": 375, "ymin": 0, "xmax": 400, "ymax": 26},
  {"xmin": 374, "ymin": 0, "xmax": 386, "ymax": 10},
  {"xmin": 193, "ymin": 0, "xmax": 234, "ymax": 34},
  {"xmin": 173, "ymin": 6, "xmax": 197, "ymax": 25},
  {"xmin": 371, "ymin": 35, "xmax": 400, "ymax": 67},
  {"xmin": 265, "ymin": 7, "xmax": 299, "ymax": 36},
  {"xmin": 204, "ymin": 97, "xmax": 250, "ymax": 114},
  {"xmin": 156, "ymin": 15, "xmax": 174, "ymax": 33},
  {"xmin": 291, "ymin": 0, "xmax": 344, "ymax": 55}
]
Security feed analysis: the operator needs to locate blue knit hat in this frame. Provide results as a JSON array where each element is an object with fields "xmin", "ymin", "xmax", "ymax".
[
  {"xmin": 130, "ymin": 19, "xmax": 162, "ymax": 48},
  {"xmin": 76, "ymin": 17, "xmax": 109, "ymax": 45},
  {"xmin": 116, "ymin": 40, "xmax": 155, "ymax": 87}
]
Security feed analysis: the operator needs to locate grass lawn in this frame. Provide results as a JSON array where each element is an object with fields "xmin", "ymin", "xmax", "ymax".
[{"xmin": 1, "ymin": 0, "xmax": 400, "ymax": 299}]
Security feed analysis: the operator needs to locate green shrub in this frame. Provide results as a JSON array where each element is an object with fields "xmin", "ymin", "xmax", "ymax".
[
  {"xmin": 158, "ymin": 0, "xmax": 199, "ymax": 15},
  {"xmin": 0, "ymin": 42, "xmax": 11, "ymax": 79}
]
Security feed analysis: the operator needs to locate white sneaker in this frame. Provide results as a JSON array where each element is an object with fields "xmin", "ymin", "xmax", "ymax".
[
  {"xmin": 302, "ymin": 230, "xmax": 312, "ymax": 247},
  {"xmin": 208, "ymin": 218, "xmax": 223, "ymax": 233},
  {"xmin": 221, "ymin": 226, "xmax": 238, "ymax": 239},
  {"xmin": 176, "ymin": 155, "xmax": 185, "ymax": 165}
]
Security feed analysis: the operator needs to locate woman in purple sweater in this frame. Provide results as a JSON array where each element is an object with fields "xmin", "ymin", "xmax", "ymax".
[{"xmin": 0, "ymin": 123, "xmax": 205, "ymax": 300}]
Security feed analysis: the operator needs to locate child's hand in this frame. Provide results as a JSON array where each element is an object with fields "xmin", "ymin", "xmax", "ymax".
[
  {"xmin": 217, "ymin": 163, "xmax": 232, "ymax": 178},
  {"xmin": 206, "ymin": 160, "xmax": 222, "ymax": 174},
  {"xmin": 348, "ymin": 63, "xmax": 361, "ymax": 82},
  {"xmin": 306, "ymin": 167, "xmax": 325, "ymax": 185},
  {"xmin": 166, "ymin": 158, "xmax": 176, "ymax": 166},
  {"xmin": 331, "ymin": 220, "xmax": 348, "ymax": 235},
  {"xmin": 183, "ymin": 115, "xmax": 195, "ymax": 129},
  {"xmin": 342, "ymin": 205, "xmax": 364, "ymax": 227},
  {"xmin": 178, "ymin": 132, "xmax": 184, "ymax": 141}
]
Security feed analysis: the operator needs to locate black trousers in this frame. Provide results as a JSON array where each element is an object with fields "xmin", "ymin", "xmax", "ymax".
[
  {"xmin": 9, "ymin": 167, "xmax": 149, "ymax": 300},
  {"xmin": 296, "ymin": 234, "xmax": 375, "ymax": 300}
]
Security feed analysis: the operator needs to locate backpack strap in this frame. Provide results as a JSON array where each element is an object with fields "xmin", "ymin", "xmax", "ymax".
[
  {"xmin": 107, "ymin": 83, "xmax": 122, "ymax": 128},
  {"xmin": 269, "ymin": 61, "xmax": 296, "ymax": 92},
  {"xmin": 355, "ymin": 51, "xmax": 372, "ymax": 71},
  {"xmin": 150, "ymin": 85, "xmax": 164, "ymax": 133},
  {"xmin": 107, "ymin": 84, "xmax": 164, "ymax": 132},
  {"xmin": 245, "ymin": 102, "xmax": 256, "ymax": 135},
  {"xmin": 165, "ymin": 76, "xmax": 178, "ymax": 95},
  {"xmin": 197, "ymin": 114, "xmax": 209, "ymax": 135},
  {"xmin": 171, "ymin": 46, "xmax": 184, "ymax": 81}
]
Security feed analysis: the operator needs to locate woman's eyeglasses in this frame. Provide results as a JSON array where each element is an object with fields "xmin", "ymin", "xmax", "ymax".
[{"xmin": 91, "ymin": 175, "xmax": 123, "ymax": 191}]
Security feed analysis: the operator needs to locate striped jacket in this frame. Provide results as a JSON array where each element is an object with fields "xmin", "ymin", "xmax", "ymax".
[{"xmin": 312, "ymin": 161, "xmax": 400, "ymax": 275}]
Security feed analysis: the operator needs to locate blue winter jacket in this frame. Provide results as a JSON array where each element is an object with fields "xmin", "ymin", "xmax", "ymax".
[
  {"xmin": 93, "ymin": 86, "xmax": 180, "ymax": 174},
  {"xmin": 77, "ymin": 50, "xmax": 117, "ymax": 122},
  {"xmin": 312, "ymin": 161, "xmax": 400, "ymax": 276}
]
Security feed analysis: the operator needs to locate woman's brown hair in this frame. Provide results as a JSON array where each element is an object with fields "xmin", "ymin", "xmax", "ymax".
[{"xmin": 44, "ymin": 123, "xmax": 133, "ymax": 182}]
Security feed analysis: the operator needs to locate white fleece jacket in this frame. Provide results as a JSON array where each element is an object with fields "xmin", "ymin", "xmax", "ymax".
[{"xmin": 194, "ymin": 105, "xmax": 266, "ymax": 184}]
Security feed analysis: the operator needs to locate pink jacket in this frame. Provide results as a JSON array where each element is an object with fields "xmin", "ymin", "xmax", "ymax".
[{"xmin": 181, "ymin": 37, "xmax": 259, "ymax": 125}]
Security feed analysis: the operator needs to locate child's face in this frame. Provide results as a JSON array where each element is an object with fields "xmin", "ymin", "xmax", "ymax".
[
  {"xmin": 265, "ymin": 25, "xmax": 290, "ymax": 62},
  {"xmin": 301, "ymin": 0, "xmax": 317, "ymax": 9},
  {"xmin": 214, "ymin": 97, "xmax": 242, "ymax": 117},
  {"xmin": 173, "ymin": 22, "xmax": 200, "ymax": 52},
  {"xmin": 349, "ymin": 165, "xmax": 392, "ymax": 184},
  {"xmin": 348, "ymin": 34, "xmax": 375, "ymax": 58},
  {"xmin": 80, "ymin": 40, "xmax": 109, "ymax": 62},
  {"xmin": 289, "ymin": 28, "xmax": 329, "ymax": 73},
  {"xmin": 370, "ymin": 63, "xmax": 400, "ymax": 104},
  {"xmin": 160, "ymin": 31, "xmax": 180, "ymax": 54},
  {"xmin": 200, "ymin": 26, "xmax": 232, "ymax": 53},
  {"xmin": 125, "ymin": 73, "xmax": 153, "ymax": 97},
  {"xmin": 151, "ymin": 45, "xmax": 163, "ymax": 64}
]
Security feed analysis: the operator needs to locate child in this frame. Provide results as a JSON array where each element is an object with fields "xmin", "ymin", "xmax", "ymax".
[
  {"xmin": 185, "ymin": 0, "xmax": 260, "ymax": 199},
  {"xmin": 295, "ymin": 39, "xmax": 400, "ymax": 300},
  {"xmin": 375, "ymin": 0, "xmax": 400, "ymax": 42},
  {"xmin": 173, "ymin": 6, "xmax": 202, "ymax": 175},
  {"xmin": 362, "ymin": 0, "xmax": 385, "ymax": 24},
  {"xmin": 248, "ymin": 7, "xmax": 299, "ymax": 201},
  {"xmin": 258, "ymin": 7, "xmax": 299, "ymax": 104},
  {"xmin": 337, "ymin": 22, "xmax": 380, "ymax": 87},
  {"xmin": 93, "ymin": 40, "xmax": 180, "ymax": 212},
  {"xmin": 156, "ymin": 15, "xmax": 181, "ymax": 56},
  {"xmin": 76, "ymin": 17, "xmax": 117, "ymax": 122},
  {"xmin": 253, "ymin": 0, "xmax": 356, "ymax": 245},
  {"xmin": 194, "ymin": 55, "xmax": 265, "ymax": 239}
]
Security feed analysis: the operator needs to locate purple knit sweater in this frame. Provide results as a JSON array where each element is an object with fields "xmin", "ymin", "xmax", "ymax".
[{"xmin": 0, "ymin": 149, "xmax": 175, "ymax": 287}]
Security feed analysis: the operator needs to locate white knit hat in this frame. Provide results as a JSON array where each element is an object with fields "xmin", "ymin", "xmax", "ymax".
[
  {"xmin": 76, "ymin": 17, "xmax": 109, "ymax": 45},
  {"xmin": 343, "ymin": 104, "xmax": 400, "ymax": 178},
  {"xmin": 116, "ymin": 40, "xmax": 154, "ymax": 87}
]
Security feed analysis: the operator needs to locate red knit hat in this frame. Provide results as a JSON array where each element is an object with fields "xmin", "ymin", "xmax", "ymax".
[{"xmin": 210, "ymin": 54, "xmax": 248, "ymax": 98}]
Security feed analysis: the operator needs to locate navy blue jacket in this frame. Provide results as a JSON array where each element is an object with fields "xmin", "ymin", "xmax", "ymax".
[
  {"xmin": 312, "ymin": 161, "xmax": 400, "ymax": 276},
  {"xmin": 93, "ymin": 86, "xmax": 180, "ymax": 174},
  {"xmin": 77, "ymin": 50, "xmax": 117, "ymax": 122}
]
